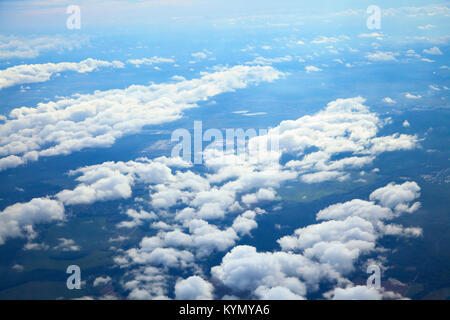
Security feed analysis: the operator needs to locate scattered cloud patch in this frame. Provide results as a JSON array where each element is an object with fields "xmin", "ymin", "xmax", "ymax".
[
  {"xmin": 54, "ymin": 238, "xmax": 80, "ymax": 251},
  {"xmin": 0, "ymin": 65, "xmax": 284, "ymax": 171},
  {"xmin": 103, "ymin": 98, "xmax": 419, "ymax": 299},
  {"xmin": 359, "ymin": 32, "xmax": 383, "ymax": 39},
  {"xmin": 0, "ymin": 58, "xmax": 124, "ymax": 90},
  {"xmin": 418, "ymin": 24, "xmax": 436, "ymax": 30},
  {"xmin": 93, "ymin": 276, "xmax": 112, "ymax": 287},
  {"xmin": 0, "ymin": 35, "xmax": 87, "ymax": 60},
  {"xmin": 175, "ymin": 276, "xmax": 214, "ymax": 300},
  {"xmin": 305, "ymin": 65, "xmax": 322, "ymax": 73},
  {"xmin": 191, "ymin": 52, "xmax": 208, "ymax": 59},
  {"xmin": 12, "ymin": 264, "xmax": 24, "ymax": 272},
  {"xmin": 311, "ymin": 36, "xmax": 349, "ymax": 44},
  {"xmin": 366, "ymin": 51, "xmax": 398, "ymax": 62},
  {"xmin": 423, "ymin": 46, "xmax": 443, "ymax": 55},
  {"xmin": 0, "ymin": 198, "xmax": 64, "ymax": 245},
  {"xmin": 247, "ymin": 56, "xmax": 292, "ymax": 66},
  {"xmin": 429, "ymin": 85, "xmax": 440, "ymax": 91},
  {"xmin": 405, "ymin": 93, "xmax": 421, "ymax": 99},
  {"xmin": 383, "ymin": 97, "xmax": 396, "ymax": 104},
  {"xmin": 127, "ymin": 57, "xmax": 174, "ymax": 67},
  {"xmin": 213, "ymin": 182, "xmax": 420, "ymax": 299}
]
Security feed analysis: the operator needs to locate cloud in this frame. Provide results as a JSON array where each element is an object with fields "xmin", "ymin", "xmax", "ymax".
[
  {"xmin": 0, "ymin": 35, "xmax": 87, "ymax": 60},
  {"xmin": 37, "ymin": 97, "xmax": 419, "ymax": 281},
  {"xmin": 214, "ymin": 182, "xmax": 421, "ymax": 299},
  {"xmin": 405, "ymin": 49, "xmax": 421, "ymax": 58},
  {"xmin": 254, "ymin": 286, "xmax": 305, "ymax": 300},
  {"xmin": 126, "ymin": 57, "xmax": 174, "ymax": 67},
  {"xmin": 242, "ymin": 112, "xmax": 267, "ymax": 116},
  {"xmin": 109, "ymin": 235, "xmax": 129, "ymax": 243},
  {"xmin": 325, "ymin": 285, "xmax": 405, "ymax": 300},
  {"xmin": 125, "ymin": 246, "xmax": 195, "ymax": 269},
  {"xmin": 191, "ymin": 52, "xmax": 208, "ymax": 59},
  {"xmin": 311, "ymin": 36, "xmax": 348, "ymax": 44},
  {"xmin": 56, "ymin": 156, "xmax": 185, "ymax": 205},
  {"xmin": 403, "ymin": 120, "xmax": 410, "ymax": 128},
  {"xmin": 358, "ymin": 32, "xmax": 383, "ymax": 39},
  {"xmin": 175, "ymin": 276, "xmax": 214, "ymax": 300},
  {"xmin": 232, "ymin": 211, "xmax": 258, "ymax": 236},
  {"xmin": 117, "ymin": 209, "xmax": 157, "ymax": 228},
  {"xmin": 278, "ymin": 182, "xmax": 421, "ymax": 274},
  {"xmin": 382, "ymin": 97, "xmax": 396, "ymax": 104},
  {"xmin": 0, "ymin": 155, "xmax": 24, "ymax": 171},
  {"xmin": 123, "ymin": 266, "xmax": 170, "ymax": 300},
  {"xmin": 247, "ymin": 56, "xmax": 292, "ymax": 65},
  {"xmin": 0, "ymin": 65, "xmax": 284, "ymax": 171},
  {"xmin": 305, "ymin": 65, "xmax": 322, "ymax": 73},
  {"xmin": 93, "ymin": 276, "xmax": 112, "ymax": 287},
  {"xmin": 423, "ymin": 46, "xmax": 443, "ymax": 55},
  {"xmin": 315, "ymin": 199, "xmax": 393, "ymax": 222},
  {"xmin": 326, "ymin": 286, "xmax": 382, "ymax": 300},
  {"xmin": 56, "ymin": 97, "xmax": 418, "ymax": 221},
  {"xmin": 301, "ymin": 171, "xmax": 349, "ymax": 183},
  {"xmin": 0, "ymin": 198, "xmax": 64, "ymax": 244},
  {"xmin": 369, "ymin": 181, "xmax": 421, "ymax": 213},
  {"xmin": 366, "ymin": 51, "xmax": 398, "ymax": 62},
  {"xmin": 418, "ymin": 24, "xmax": 436, "ymax": 30},
  {"xmin": 384, "ymin": 6, "xmax": 450, "ymax": 18},
  {"xmin": 114, "ymin": 217, "xmax": 240, "ymax": 267},
  {"xmin": 54, "ymin": 238, "xmax": 80, "ymax": 251},
  {"xmin": 278, "ymin": 216, "xmax": 377, "ymax": 274},
  {"xmin": 405, "ymin": 93, "xmax": 421, "ymax": 99},
  {"xmin": 56, "ymin": 171, "xmax": 133, "ymax": 205},
  {"xmin": 368, "ymin": 133, "xmax": 418, "ymax": 154},
  {"xmin": 429, "ymin": 85, "xmax": 440, "ymax": 91},
  {"xmin": 36, "ymin": 97, "xmax": 418, "ymax": 299},
  {"xmin": 0, "ymin": 58, "xmax": 124, "ymax": 90},
  {"xmin": 211, "ymin": 245, "xmax": 311, "ymax": 299},
  {"xmin": 242, "ymin": 188, "xmax": 277, "ymax": 205},
  {"xmin": 413, "ymin": 35, "xmax": 450, "ymax": 45},
  {"xmin": 12, "ymin": 264, "xmax": 24, "ymax": 272},
  {"xmin": 23, "ymin": 241, "xmax": 49, "ymax": 251},
  {"xmin": 232, "ymin": 110, "xmax": 266, "ymax": 116}
]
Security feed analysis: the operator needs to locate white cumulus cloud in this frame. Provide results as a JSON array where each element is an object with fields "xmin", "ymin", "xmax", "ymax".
[
  {"xmin": 0, "ymin": 65, "xmax": 284, "ymax": 171},
  {"xmin": 175, "ymin": 276, "xmax": 214, "ymax": 300},
  {"xmin": 423, "ymin": 46, "xmax": 443, "ymax": 55},
  {"xmin": 0, "ymin": 198, "xmax": 64, "ymax": 244},
  {"xmin": 0, "ymin": 58, "xmax": 124, "ymax": 90}
]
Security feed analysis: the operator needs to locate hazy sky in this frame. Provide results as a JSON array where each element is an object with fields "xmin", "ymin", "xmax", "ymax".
[{"xmin": 1, "ymin": 0, "xmax": 448, "ymax": 33}]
